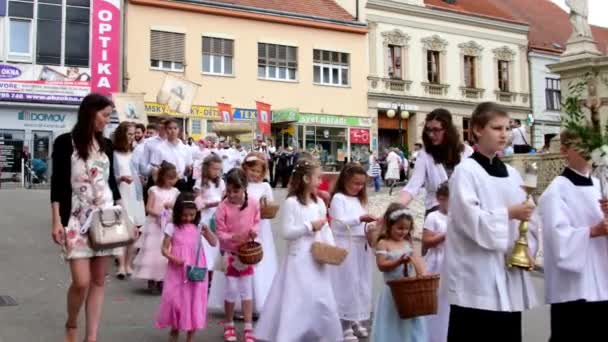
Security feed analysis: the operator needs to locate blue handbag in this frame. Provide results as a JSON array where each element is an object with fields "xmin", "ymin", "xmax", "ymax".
[{"xmin": 186, "ymin": 222, "xmax": 207, "ymax": 282}]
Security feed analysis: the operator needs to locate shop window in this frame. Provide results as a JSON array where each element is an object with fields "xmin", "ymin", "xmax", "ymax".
[
  {"xmin": 498, "ymin": 60, "xmax": 510, "ymax": 92},
  {"xmin": 202, "ymin": 37, "xmax": 234, "ymax": 76},
  {"xmin": 305, "ymin": 126, "xmax": 347, "ymax": 171},
  {"xmin": 427, "ymin": 50, "xmax": 440, "ymax": 84},
  {"xmin": 313, "ymin": 49, "xmax": 349, "ymax": 86},
  {"xmin": 151, "ymin": 30, "xmax": 185, "ymax": 72},
  {"xmin": 387, "ymin": 45, "xmax": 402, "ymax": 80},
  {"xmin": 258, "ymin": 43, "xmax": 297, "ymax": 81},
  {"xmin": 546, "ymin": 78, "xmax": 561, "ymax": 111}
]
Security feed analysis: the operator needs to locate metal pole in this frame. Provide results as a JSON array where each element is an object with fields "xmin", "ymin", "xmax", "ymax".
[{"xmin": 21, "ymin": 158, "xmax": 25, "ymax": 188}]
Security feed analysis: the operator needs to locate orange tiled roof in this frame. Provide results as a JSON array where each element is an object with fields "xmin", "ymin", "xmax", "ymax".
[
  {"xmin": 196, "ymin": 0, "xmax": 356, "ymax": 22},
  {"xmin": 489, "ymin": 0, "xmax": 607, "ymax": 55},
  {"xmin": 424, "ymin": 0, "xmax": 524, "ymax": 24}
]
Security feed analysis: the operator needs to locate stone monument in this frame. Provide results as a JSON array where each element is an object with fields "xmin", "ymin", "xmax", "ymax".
[{"xmin": 561, "ymin": 0, "xmax": 602, "ymax": 60}]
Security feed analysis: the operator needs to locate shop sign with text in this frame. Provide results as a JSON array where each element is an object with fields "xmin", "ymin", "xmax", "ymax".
[
  {"xmin": 350, "ymin": 128, "xmax": 370, "ymax": 144},
  {"xmin": 298, "ymin": 113, "xmax": 372, "ymax": 127},
  {"xmin": 91, "ymin": 0, "xmax": 121, "ymax": 95}
]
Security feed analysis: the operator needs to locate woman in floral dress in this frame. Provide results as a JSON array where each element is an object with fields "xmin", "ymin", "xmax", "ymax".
[{"xmin": 51, "ymin": 94, "xmax": 122, "ymax": 342}]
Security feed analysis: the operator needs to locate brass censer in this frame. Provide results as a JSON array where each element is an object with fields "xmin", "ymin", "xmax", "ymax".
[{"xmin": 507, "ymin": 163, "xmax": 537, "ymax": 271}]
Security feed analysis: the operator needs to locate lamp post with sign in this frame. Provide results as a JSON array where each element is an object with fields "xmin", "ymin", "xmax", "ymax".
[{"xmin": 386, "ymin": 105, "xmax": 410, "ymax": 147}]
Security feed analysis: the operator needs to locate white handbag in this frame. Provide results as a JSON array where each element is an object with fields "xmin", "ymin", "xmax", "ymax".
[{"xmin": 88, "ymin": 206, "xmax": 135, "ymax": 250}]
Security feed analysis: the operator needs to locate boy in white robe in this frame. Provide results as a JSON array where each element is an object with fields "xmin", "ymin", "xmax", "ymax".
[
  {"xmin": 444, "ymin": 102, "xmax": 537, "ymax": 342},
  {"xmin": 537, "ymin": 129, "xmax": 608, "ymax": 342}
]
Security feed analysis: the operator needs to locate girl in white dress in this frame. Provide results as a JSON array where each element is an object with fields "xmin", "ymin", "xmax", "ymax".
[
  {"xmin": 329, "ymin": 163, "xmax": 376, "ymax": 341},
  {"xmin": 256, "ymin": 158, "xmax": 342, "ymax": 342},
  {"xmin": 194, "ymin": 154, "xmax": 224, "ymax": 285},
  {"xmin": 423, "ymin": 182, "xmax": 449, "ymax": 342},
  {"xmin": 112, "ymin": 122, "xmax": 146, "ymax": 279},
  {"xmin": 402, "ymin": 108, "xmax": 473, "ymax": 216}
]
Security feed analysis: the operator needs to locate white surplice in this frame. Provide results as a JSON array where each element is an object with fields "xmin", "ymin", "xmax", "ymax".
[
  {"xmin": 538, "ymin": 169, "xmax": 608, "ymax": 304},
  {"xmin": 444, "ymin": 155, "xmax": 538, "ymax": 312},
  {"xmin": 255, "ymin": 197, "xmax": 342, "ymax": 342},
  {"xmin": 424, "ymin": 210, "xmax": 449, "ymax": 342}
]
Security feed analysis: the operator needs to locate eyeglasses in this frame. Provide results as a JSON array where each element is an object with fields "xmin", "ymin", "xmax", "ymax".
[{"xmin": 424, "ymin": 127, "xmax": 445, "ymax": 134}]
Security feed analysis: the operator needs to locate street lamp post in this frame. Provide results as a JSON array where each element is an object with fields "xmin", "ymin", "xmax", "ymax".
[{"xmin": 386, "ymin": 105, "xmax": 410, "ymax": 147}]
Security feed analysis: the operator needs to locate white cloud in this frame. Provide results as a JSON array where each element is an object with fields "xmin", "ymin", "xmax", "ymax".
[{"xmin": 550, "ymin": 0, "xmax": 608, "ymax": 27}]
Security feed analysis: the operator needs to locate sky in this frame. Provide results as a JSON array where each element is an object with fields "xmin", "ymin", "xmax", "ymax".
[{"xmin": 550, "ymin": 0, "xmax": 608, "ymax": 27}]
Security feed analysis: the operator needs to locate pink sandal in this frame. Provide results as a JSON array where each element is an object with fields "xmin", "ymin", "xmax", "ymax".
[
  {"xmin": 244, "ymin": 328, "xmax": 256, "ymax": 342},
  {"xmin": 223, "ymin": 325, "xmax": 237, "ymax": 342}
]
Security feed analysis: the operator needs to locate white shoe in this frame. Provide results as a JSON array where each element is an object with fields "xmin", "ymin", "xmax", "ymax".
[
  {"xmin": 353, "ymin": 322, "xmax": 369, "ymax": 338},
  {"xmin": 343, "ymin": 329, "xmax": 358, "ymax": 342}
]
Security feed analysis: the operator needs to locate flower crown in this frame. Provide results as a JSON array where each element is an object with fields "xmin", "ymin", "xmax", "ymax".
[
  {"xmin": 389, "ymin": 208, "xmax": 412, "ymax": 221},
  {"xmin": 245, "ymin": 156, "xmax": 259, "ymax": 162}
]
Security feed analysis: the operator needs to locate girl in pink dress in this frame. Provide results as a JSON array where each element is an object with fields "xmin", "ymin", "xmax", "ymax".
[
  {"xmin": 133, "ymin": 162, "xmax": 180, "ymax": 291},
  {"xmin": 215, "ymin": 168, "xmax": 260, "ymax": 342},
  {"xmin": 156, "ymin": 192, "xmax": 217, "ymax": 342}
]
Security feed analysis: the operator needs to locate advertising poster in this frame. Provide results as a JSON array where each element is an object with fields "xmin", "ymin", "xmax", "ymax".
[
  {"xmin": 113, "ymin": 93, "xmax": 148, "ymax": 124},
  {"xmin": 156, "ymin": 74, "xmax": 199, "ymax": 115},
  {"xmin": 91, "ymin": 0, "xmax": 121, "ymax": 95},
  {"xmin": 0, "ymin": 64, "xmax": 90, "ymax": 105}
]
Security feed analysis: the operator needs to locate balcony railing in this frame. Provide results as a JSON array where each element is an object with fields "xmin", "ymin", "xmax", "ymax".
[
  {"xmin": 495, "ymin": 90, "xmax": 516, "ymax": 103},
  {"xmin": 422, "ymin": 82, "xmax": 449, "ymax": 96},
  {"xmin": 368, "ymin": 76, "xmax": 412, "ymax": 94},
  {"xmin": 460, "ymin": 87, "xmax": 485, "ymax": 99}
]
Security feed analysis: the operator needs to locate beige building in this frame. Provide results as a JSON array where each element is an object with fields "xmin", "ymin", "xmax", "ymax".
[
  {"xmin": 339, "ymin": 0, "xmax": 533, "ymax": 152},
  {"xmin": 124, "ymin": 0, "xmax": 369, "ymax": 170}
]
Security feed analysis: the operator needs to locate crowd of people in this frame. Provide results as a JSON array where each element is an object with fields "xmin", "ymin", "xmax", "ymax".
[{"xmin": 49, "ymin": 93, "xmax": 608, "ymax": 342}]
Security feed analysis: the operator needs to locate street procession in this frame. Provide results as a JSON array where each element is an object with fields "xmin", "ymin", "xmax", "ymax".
[{"xmin": 0, "ymin": 0, "xmax": 608, "ymax": 341}]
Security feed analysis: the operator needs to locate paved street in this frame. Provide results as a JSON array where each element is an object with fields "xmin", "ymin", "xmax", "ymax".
[{"xmin": 0, "ymin": 188, "xmax": 549, "ymax": 341}]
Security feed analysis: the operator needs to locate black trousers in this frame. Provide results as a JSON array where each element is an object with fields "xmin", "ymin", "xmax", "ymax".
[
  {"xmin": 448, "ymin": 305, "xmax": 521, "ymax": 342},
  {"xmin": 550, "ymin": 300, "xmax": 608, "ymax": 342}
]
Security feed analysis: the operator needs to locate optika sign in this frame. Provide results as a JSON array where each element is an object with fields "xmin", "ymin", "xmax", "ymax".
[{"xmin": 91, "ymin": 0, "xmax": 121, "ymax": 95}]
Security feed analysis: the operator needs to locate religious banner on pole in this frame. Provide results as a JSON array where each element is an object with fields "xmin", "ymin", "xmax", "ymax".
[
  {"xmin": 112, "ymin": 93, "xmax": 148, "ymax": 124},
  {"xmin": 256, "ymin": 101, "xmax": 271, "ymax": 135},
  {"xmin": 156, "ymin": 74, "xmax": 199, "ymax": 115},
  {"xmin": 217, "ymin": 102, "xmax": 233, "ymax": 123}
]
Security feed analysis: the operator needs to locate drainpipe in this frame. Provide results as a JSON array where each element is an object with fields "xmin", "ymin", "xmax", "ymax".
[
  {"xmin": 121, "ymin": 0, "xmax": 128, "ymax": 92},
  {"xmin": 355, "ymin": 0, "xmax": 359, "ymax": 21}
]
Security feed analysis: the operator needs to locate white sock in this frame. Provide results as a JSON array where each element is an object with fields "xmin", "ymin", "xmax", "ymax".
[
  {"xmin": 244, "ymin": 322, "xmax": 253, "ymax": 330},
  {"xmin": 225, "ymin": 321, "xmax": 234, "ymax": 327}
]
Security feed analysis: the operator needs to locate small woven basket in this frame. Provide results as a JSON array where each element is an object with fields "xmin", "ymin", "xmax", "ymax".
[
  {"xmin": 387, "ymin": 274, "xmax": 440, "ymax": 319},
  {"xmin": 237, "ymin": 239, "xmax": 264, "ymax": 265},
  {"xmin": 260, "ymin": 196, "xmax": 280, "ymax": 219},
  {"xmin": 310, "ymin": 219, "xmax": 350, "ymax": 266}
]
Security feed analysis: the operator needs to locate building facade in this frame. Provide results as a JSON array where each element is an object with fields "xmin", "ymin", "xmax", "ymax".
[
  {"xmin": 363, "ymin": 0, "xmax": 531, "ymax": 152},
  {"xmin": 125, "ymin": 0, "xmax": 369, "ymax": 170}
]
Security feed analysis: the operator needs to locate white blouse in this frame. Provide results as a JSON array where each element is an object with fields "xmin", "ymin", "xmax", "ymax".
[
  {"xmin": 538, "ymin": 172, "xmax": 608, "ymax": 304},
  {"xmin": 281, "ymin": 197, "xmax": 334, "ymax": 256},
  {"xmin": 423, "ymin": 210, "xmax": 447, "ymax": 274},
  {"xmin": 403, "ymin": 145, "xmax": 473, "ymax": 210}
]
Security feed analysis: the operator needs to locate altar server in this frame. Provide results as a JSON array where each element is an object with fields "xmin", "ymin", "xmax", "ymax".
[
  {"xmin": 537, "ymin": 129, "xmax": 608, "ymax": 342},
  {"xmin": 444, "ymin": 102, "xmax": 537, "ymax": 342}
]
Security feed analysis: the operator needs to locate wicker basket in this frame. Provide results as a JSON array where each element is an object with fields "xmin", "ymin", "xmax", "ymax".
[
  {"xmin": 310, "ymin": 219, "xmax": 350, "ymax": 265},
  {"xmin": 237, "ymin": 239, "xmax": 264, "ymax": 265},
  {"xmin": 260, "ymin": 196, "xmax": 280, "ymax": 219},
  {"xmin": 387, "ymin": 274, "xmax": 440, "ymax": 319}
]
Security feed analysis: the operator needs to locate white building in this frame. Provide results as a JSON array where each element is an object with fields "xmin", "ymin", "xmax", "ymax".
[{"xmin": 338, "ymin": 0, "xmax": 532, "ymax": 152}]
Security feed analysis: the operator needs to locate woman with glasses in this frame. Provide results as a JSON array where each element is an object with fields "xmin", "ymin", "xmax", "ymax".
[{"xmin": 401, "ymin": 108, "xmax": 473, "ymax": 217}]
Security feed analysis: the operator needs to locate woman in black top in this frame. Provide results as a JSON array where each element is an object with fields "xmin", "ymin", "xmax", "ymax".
[{"xmin": 50, "ymin": 93, "xmax": 120, "ymax": 342}]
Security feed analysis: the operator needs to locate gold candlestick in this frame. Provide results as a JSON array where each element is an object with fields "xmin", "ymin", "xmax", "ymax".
[{"xmin": 507, "ymin": 163, "xmax": 537, "ymax": 271}]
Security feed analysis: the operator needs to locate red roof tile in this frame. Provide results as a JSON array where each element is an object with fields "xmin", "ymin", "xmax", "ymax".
[
  {"xmin": 424, "ymin": 0, "xmax": 524, "ymax": 24},
  {"xmin": 468, "ymin": 0, "xmax": 607, "ymax": 55},
  {"xmin": 198, "ymin": 0, "xmax": 356, "ymax": 22}
]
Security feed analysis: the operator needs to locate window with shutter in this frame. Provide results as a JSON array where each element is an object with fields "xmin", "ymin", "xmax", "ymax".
[
  {"xmin": 312, "ymin": 49, "xmax": 350, "ymax": 86},
  {"xmin": 427, "ymin": 50, "xmax": 440, "ymax": 84},
  {"xmin": 464, "ymin": 55, "xmax": 476, "ymax": 88},
  {"xmin": 498, "ymin": 60, "xmax": 509, "ymax": 92},
  {"xmin": 150, "ymin": 30, "xmax": 185, "ymax": 72},
  {"xmin": 257, "ymin": 43, "xmax": 297, "ymax": 81},
  {"xmin": 202, "ymin": 36, "xmax": 234, "ymax": 75}
]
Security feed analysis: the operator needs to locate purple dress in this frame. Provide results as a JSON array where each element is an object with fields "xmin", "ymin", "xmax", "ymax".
[{"xmin": 155, "ymin": 223, "xmax": 208, "ymax": 331}]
